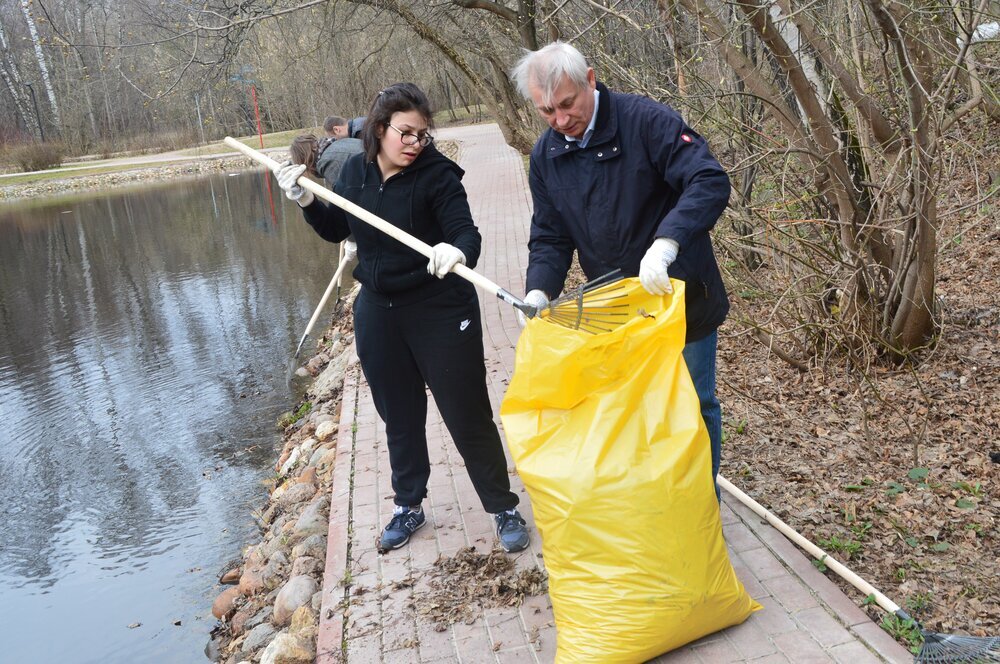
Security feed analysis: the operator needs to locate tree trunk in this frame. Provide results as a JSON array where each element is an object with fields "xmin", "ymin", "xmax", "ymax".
[
  {"xmin": 19, "ymin": 0, "xmax": 61, "ymax": 133},
  {"xmin": 0, "ymin": 18, "xmax": 42, "ymax": 139}
]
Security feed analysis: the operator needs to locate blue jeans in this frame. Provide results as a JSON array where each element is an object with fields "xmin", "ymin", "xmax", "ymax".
[{"xmin": 681, "ymin": 330, "xmax": 722, "ymax": 501}]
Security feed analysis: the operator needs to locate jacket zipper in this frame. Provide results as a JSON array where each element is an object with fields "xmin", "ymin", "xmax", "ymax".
[{"xmin": 372, "ymin": 169, "xmax": 400, "ymax": 302}]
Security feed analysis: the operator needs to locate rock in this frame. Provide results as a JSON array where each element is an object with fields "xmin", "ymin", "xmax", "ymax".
[
  {"xmin": 296, "ymin": 467, "xmax": 317, "ymax": 486},
  {"xmin": 230, "ymin": 606, "xmax": 254, "ymax": 636},
  {"xmin": 315, "ymin": 421, "xmax": 337, "ymax": 442},
  {"xmin": 315, "ymin": 449, "xmax": 337, "ymax": 470},
  {"xmin": 304, "ymin": 353, "xmax": 329, "ymax": 376},
  {"xmin": 260, "ymin": 632, "xmax": 314, "ymax": 664},
  {"xmin": 311, "ymin": 590, "xmax": 323, "ymax": 612},
  {"xmin": 293, "ymin": 496, "xmax": 329, "ymax": 540},
  {"xmin": 314, "ymin": 413, "xmax": 336, "ymax": 427},
  {"xmin": 290, "ymin": 555, "xmax": 322, "ymax": 578},
  {"xmin": 242, "ymin": 622, "xmax": 277, "ymax": 654},
  {"xmin": 212, "ymin": 586, "xmax": 242, "ymax": 620},
  {"xmin": 205, "ymin": 633, "xmax": 224, "ymax": 661},
  {"xmin": 271, "ymin": 481, "xmax": 289, "ymax": 502},
  {"xmin": 298, "ymin": 438, "xmax": 316, "ymax": 458},
  {"xmin": 239, "ymin": 558, "xmax": 283, "ymax": 596},
  {"xmin": 220, "ymin": 567, "xmax": 242, "ymax": 585},
  {"xmin": 279, "ymin": 447, "xmax": 301, "ymax": 476},
  {"xmin": 295, "ymin": 367, "xmax": 309, "ymax": 378},
  {"xmin": 277, "ymin": 482, "xmax": 316, "ymax": 506},
  {"xmin": 269, "ymin": 514, "xmax": 293, "ymax": 537},
  {"xmin": 273, "ymin": 576, "xmax": 320, "ymax": 626},
  {"xmin": 243, "ymin": 605, "xmax": 273, "ymax": 632},
  {"xmin": 289, "ymin": 606, "xmax": 316, "ymax": 637},
  {"xmin": 261, "ymin": 503, "xmax": 281, "ymax": 525},
  {"xmin": 308, "ymin": 447, "xmax": 329, "ymax": 467},
  {"xmin": 244, "ymin": 543, "xmax": 265, "ymax": 567},
  {"xmin": 308, "ymin": 350, "xmax": 351, "ymax": 401},
  {"xmin": 291, "ymin": 534, "xmax": 326, "ymax": 560}
]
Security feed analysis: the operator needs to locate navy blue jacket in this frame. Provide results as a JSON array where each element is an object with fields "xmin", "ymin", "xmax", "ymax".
[
  {"xmin": 526, "ymin": 83, "xmax": 731, "ymax": 341},
  {"xmin": 347, "ymin": 116, "xmax": 366, "ymax": 139},
  {"xmin": 300, "ymin": 144, "xmax": 481, "ymax": 305}
]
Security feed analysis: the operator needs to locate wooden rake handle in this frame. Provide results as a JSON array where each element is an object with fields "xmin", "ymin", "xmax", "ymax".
[
  {"xmin": 718, "ymin": 475, "xmax": 903, "ymax": 616},
  {"xmin": 222, "ymin": 137, "xmax": 532, "ymax": 314}
]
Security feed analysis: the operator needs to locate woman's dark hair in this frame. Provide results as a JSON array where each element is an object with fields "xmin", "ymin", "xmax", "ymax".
[
  {"xmin": 361, "ymin": 82, "xmax": 434, "ymax": 162},
  {"xmin": 289, "ymin": 134, "xmax": 320, "ymax": 177}
]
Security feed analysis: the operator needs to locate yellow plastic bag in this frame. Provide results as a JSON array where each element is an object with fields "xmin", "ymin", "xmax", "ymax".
[{"xmin": 500, "ymin": 278, "xmax": 760, "ymax": 663}]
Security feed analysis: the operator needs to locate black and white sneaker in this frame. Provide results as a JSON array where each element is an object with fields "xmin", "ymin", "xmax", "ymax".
[
  {"xmin": 379, "ymin": 506, "xmax": 426, "ymax": 551},
  {"xmin": 494, "ymin": 509, "xmax": 529, "ymax": 553}
]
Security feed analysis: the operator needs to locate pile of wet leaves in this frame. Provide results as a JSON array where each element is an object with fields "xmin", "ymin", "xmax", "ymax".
[{"xmin": 410, "ymin": 546, "xmax": 548, "ymax": 630}]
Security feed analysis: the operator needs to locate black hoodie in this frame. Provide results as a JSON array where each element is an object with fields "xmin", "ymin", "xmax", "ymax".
[{"xmin": 301, "ymin": 144, "xmax": 481, "ymax": 305}]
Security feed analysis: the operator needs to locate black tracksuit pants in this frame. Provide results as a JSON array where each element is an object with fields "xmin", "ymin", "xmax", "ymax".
[{"xmin": 353, "ymin": 283, "xmax": 519, "ymax": 514}]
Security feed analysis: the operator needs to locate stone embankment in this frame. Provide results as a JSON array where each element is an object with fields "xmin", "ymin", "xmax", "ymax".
[
  {"xmin": 207, "ymin": 292, "xmax": 357, "ymax": 664},
  {"xmin": 0, "ymin": 154, "xmax": 269, "ymax": 202}
]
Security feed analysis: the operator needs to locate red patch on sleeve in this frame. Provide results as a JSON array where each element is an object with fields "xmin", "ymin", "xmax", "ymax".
[{"xmin": 681, "ymin": 134, "xmax": 693, "ymax": 143}]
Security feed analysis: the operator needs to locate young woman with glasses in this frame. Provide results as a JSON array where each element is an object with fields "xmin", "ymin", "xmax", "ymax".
[{"xmin": 274, "ymin": 82, "xmax": 529, "ymax": 554}]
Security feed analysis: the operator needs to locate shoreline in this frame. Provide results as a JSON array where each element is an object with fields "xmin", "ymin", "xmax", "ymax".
[
  {"xmin": 0, "ymin": 155, "xmax": 269, "ymax": 204},
  {"xmin": 207, "ymin": 294, "xmax": 357, "ymax": 663}
]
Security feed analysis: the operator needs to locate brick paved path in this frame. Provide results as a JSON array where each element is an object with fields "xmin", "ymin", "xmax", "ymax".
[{"xmin": 316, "ymin": 124, "xmax": 911, "ymax": 664}]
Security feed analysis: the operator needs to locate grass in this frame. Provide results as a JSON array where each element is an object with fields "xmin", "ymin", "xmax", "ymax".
[
  {"xmin": 174, "ymin": 127, "xmax": 324, "ymax": 156},
  {"xmin": 880, "ymin": 613, "xmax": 923, "ymax": 654},
  {"xmin": 434, "ymin": 104, "xmax": 490, "ymax": 126},
  {"xmin": 276, "ymin": 401, "xmax": 312, "ymax": 429}
]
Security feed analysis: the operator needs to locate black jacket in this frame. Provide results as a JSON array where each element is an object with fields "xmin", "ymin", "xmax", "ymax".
[
  {"xmin": 527, "ymin": 83, "xmax": 731, "ymax": 341},
  {"xmin": 301, "ymin": 144, "xmax": 481, "ymax": 305}
]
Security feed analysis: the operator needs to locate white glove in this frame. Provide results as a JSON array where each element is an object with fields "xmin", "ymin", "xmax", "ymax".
[
  {"xmin": 427, "ymin": 242, "xmax": 466, "ymax": 279},
  {"xmin": 276, "ymin": 162, "xmax": 314, "ymax": 206},
  {"xmin": 516, "ymin": 289, "xmax": 550, "ymax": 327},
  {"xmin": 639, "ymin": 237, "xmax": 680, "ymax": 296},
  {"xmin": 343, "ymin": 238, "xmax": 358, "ymax": 262}
]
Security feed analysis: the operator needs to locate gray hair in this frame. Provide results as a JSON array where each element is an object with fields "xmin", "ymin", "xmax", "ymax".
[{"xmin": 509, "ymin": 41, "xmax": 591, "ymax": 107}]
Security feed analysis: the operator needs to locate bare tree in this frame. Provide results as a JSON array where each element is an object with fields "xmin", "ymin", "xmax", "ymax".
[
  {"xmin": 0, "ymin": 15, "xmax": 42, "ymax": 139},
  {"xmin": 19, "ymin": 0, "xmax": 60, "ymax": 132}
]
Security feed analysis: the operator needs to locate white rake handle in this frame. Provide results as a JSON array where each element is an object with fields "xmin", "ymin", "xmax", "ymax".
[
  {"xmin": 293, "ymin": 250, "xmax": 353, "ymax": 359},
  {"xmin": 223, "ymin": 137, "xmax": 530, "ymax": 312}
]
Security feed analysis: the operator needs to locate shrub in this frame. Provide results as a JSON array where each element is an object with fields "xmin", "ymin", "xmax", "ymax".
[{"xmin": 3, "ymin": 141, "xmax": 64, "ymax": 172}]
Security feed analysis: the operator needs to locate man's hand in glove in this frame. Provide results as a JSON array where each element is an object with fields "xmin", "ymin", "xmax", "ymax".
[
  {"xmin": 638, "ymin": 237, "xmax": 679, "ymax": 295},
  {"xmin": 516, "ymin": 289, "xmax": 549, "ymax": 327}
]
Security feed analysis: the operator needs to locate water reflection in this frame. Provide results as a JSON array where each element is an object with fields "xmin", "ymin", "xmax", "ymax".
[{"xmin": 0, "ymin": 171, "xmax": 344, "ymax": 662}]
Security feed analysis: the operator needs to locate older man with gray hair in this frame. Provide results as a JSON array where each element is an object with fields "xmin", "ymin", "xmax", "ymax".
[{"xmin": 510, "ymin": 41, "xmax": 732, "ymax": 498}]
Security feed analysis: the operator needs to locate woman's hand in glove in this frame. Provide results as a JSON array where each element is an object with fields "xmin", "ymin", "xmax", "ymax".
[
  {"xmin": 276, "ymin": 162, "xmax": 314, "ymax": 207},
  {"xmin": 427, "ymin": 243, "xmax": 466, "ymax": 279}
]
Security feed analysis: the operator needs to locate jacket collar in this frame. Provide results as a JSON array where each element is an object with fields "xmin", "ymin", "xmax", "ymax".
[{"xmin": 543, "ymin": 82, "xmax": 616, "ymax": 158}]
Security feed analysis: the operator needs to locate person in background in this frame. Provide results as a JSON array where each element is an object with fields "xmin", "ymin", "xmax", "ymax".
[
  {"xmin": 275, "ymin": 83, "xmax": 530, "ymax": 553},
  {"xmin": 319, "ymin": 116, "xmax": 340, "ymax": 153},
  {"xmin": 510, "ymin": 41, "xmax": 732, "ymax": 499},
  {"xmin": 328, "ymin": 115, "xmax": 367, "ymax": 140},
  {"xmin": 289, "ymin": 132, "xmax": 363, "ymax": 190}
]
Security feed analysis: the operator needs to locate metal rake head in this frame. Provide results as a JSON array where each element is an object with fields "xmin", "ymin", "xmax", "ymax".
[
  {"xmin": 915, "ymin": 630, "xmax": 1000, "ymax": 663},
  {"xmin": 539, "ymin": 269, "xmax": 632, "ymax": 334}
]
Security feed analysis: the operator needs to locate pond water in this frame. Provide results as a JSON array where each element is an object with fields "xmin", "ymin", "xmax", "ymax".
[{"xmin": 0, "ymin": 171, "xmax": 347, "ymax": 662}]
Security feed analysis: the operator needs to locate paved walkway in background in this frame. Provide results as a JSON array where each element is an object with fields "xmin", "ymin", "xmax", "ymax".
[{"xmin": 316, "ymin": 124, "xmax": 911, "ymax": 664}]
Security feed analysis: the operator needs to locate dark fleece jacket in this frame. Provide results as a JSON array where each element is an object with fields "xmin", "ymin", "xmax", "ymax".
[{"xmin": 300, "ymin": 144, "xmax": 481, "ymax": 305}]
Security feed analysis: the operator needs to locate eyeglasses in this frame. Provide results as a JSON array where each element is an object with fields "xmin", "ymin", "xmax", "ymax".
[{"xmin": 387, "ymin": 124, "xmax": 434, "ymax": 147}]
